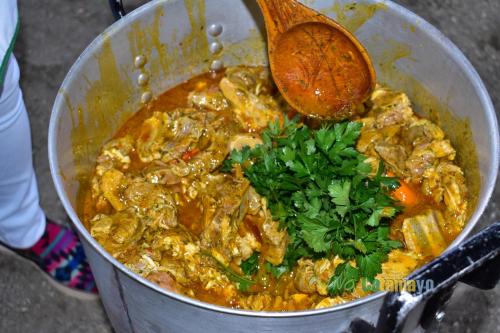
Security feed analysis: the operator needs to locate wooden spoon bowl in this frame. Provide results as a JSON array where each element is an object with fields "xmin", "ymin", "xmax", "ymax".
[{"xmin": 257, "ymin": 0, "xmax": 376, "ymax": 119}]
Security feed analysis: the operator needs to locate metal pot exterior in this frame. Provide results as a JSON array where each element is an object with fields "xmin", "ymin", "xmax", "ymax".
[{"xmin": 48, "ymin": 1, "xmax": 499, "ymax": 332}]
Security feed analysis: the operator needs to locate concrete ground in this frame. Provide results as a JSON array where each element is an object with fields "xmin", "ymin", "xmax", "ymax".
[{"xmin": 0, "ymin": 0, "xmax": 498, "ymax": 332}]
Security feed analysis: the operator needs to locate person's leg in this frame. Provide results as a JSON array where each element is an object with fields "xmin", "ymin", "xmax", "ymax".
[
  {"xmin": 0, "ymin": 54, "xmax": 97, "ymax": 296},
  {"xmin": 0, "ymin": 54, "xmax": 46, "ymax": 248}
]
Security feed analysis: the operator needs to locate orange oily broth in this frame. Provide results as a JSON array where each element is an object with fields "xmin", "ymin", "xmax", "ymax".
[{"xmin": 82, "ymin": 67, "xmax": 465, "ymax": 310}]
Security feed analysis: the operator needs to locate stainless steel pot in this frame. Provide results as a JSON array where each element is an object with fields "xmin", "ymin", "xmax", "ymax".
[{"xmin": 48, "ymin": 1, "xmax": 499, "ymax": 332}]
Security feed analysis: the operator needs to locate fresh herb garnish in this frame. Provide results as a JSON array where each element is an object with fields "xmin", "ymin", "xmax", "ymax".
[
  {"xmin": 240, "ymin": 252, "xmax": 260, "ymax": 276},
  {"xmin": 223, "ymin": 118, "xmax": 402, "ymax": 295}
]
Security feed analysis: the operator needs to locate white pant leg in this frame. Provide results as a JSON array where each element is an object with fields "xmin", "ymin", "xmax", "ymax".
[{"xmin": 0, "ymin": 54, "xmax": 45, "ymax": 248}]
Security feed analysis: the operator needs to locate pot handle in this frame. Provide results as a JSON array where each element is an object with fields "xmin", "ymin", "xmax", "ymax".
[
  {"xmin": 108, "ymin": 0, "xmax": 126, "ymax": 20},
  {"xmin": 351, "ymin": 222, "xmax": 500, "ymax": 333}
]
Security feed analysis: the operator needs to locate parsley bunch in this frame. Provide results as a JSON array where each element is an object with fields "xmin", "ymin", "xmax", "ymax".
[{"xmin": 223, "ymin": 118, "xmax": 402, "ymax": 295}]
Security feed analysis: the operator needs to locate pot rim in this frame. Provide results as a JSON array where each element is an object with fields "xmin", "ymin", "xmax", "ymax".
[{"xmin": 48, "ymin": 0, "xmax": 499, "ymax": 318}]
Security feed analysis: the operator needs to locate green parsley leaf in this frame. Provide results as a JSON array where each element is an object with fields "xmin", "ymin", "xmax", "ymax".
[
  {"xmin": 265, "ymin": 261, "xmax": 289, "ymax": 278},
  {"xmin": 328, "ymin": 263, "xmax": 360, "ymax": 295},
  {"xmin": 240, "ymin": 252, "xmax": 260, "ymax": 276},
  {"xmin": 298, "ymin": 216, "xmax": 331, "ymax": 253},
  {"xmin": 357, "ymin": 252, "xmax": 386, "ymax": 280}
]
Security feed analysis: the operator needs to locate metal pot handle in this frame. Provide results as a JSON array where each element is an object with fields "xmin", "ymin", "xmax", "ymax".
[
  {"xmin": 108, "ymin": 0, "xmax": 127, "ymax": 20},
  {"xmin": 351, "ymin": 222, "xmax": 500, "ymax": 333}
]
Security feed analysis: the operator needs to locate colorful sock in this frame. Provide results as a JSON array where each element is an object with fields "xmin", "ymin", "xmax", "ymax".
[{"xmin": 17, "ymin": 219, "xmax": 97, "ymax": 293}]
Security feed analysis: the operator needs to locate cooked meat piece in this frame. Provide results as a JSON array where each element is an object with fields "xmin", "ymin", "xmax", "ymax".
[
  {"xmin": 422, "ymin": 162, "xmax": 467, "ymax": 236},
  {"xmin": 99, "ymin": 168, "xmax": 127, "ymax": 211},
  {"xmin": 356, "ymin": 127, "xmax": 383, "ymax": 155},
  {"xmin": 227, "ymin": 133, "xmax": 263, "ymax": 151},
  {"xmin": 90, "ymin": 208, "xmax": 144, "ymax": 258},
  {"xmin": 136, "ymin": 109, "xmax": 205, "ymax": 163},
  {"xmin": 294, "ymin": 259, "xmax": 316, "ymax": 294},
  {"xmin": 188, "ymin": 90, "xmax": 229, "ymax": 111},
  {"xmin": 141, "ymin": 111, "xmax": 238, "ymax": 184},
  {"xmin": 374, "ymin": 142, "xmax": 408, "ymax": 177},
  {"xmin": 377, "ymin": 249, "xmax": 420, "ymax": 280},
  {"xmin": 245, "ymin": 294, "xmax": 273, "ymax": 311},
  {"xmin": 235, "ymin": 232, "xmax": 261, "ymax": 261},
  {"xmin": 136, "ymin": 115, "xmax": 165, "ymax": 163},
  {"xmin": 257, "ymin": 213, "xmax": 288, "ymax": 265},
  {"xmin": 294, "ymin": 258, "xmax": 337, "ymax": 295},
  {"xmin": 247, "ymin": 187, "xmax": 262, "ymax": 215},
  {"xmin": 428, "ymin": 139, "xmax": 456, "ymax": 159},
  {"xmin": 147, "ymin": 272, "xmax": 181, "ymax": 292},
  {"xmin": 198, "ymin": 174, "xmax": 252, "ymax": 264},
  {"xmin": 405, "ymin": 147, "xmax": 436, "ymax": 180},
  {"xmin": 124, "ymin": 180, "xmax": 178, "ymax": 229},
  {"xmin": 95, "ymin": 135, "xmax": 134, "ymax": 175},
  {"xmin": 219, "ymin": 72, "xmax": 283, "ymax": 131},
  {"xmin": 225, "ymin": 66, "xmax": 274, "ymax": 95},
  {"xmin": 402, "ymin": 119, "xmax": 445, "ymax": 147},
  {"xmin": 402, "ymin": 209, "xmax": 448, "ymax": 257},
  {"xmin": 368, "ymin": 86, "xmax": 414, "ymax": 128}
]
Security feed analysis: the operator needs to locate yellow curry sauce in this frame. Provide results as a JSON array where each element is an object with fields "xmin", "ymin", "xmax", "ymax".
[{"xmin": 82, "ymin": 66, "xmax": 468, "ymax": 311}]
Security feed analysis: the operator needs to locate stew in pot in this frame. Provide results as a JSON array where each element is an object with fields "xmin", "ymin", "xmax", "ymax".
[{"xmin": 82, "ymin": 66, "xmax": 468, "ymax": 311}]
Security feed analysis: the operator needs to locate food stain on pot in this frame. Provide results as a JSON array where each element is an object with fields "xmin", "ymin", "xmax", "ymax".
[
  {"xmin": 127, "ymin": 8, "xmax": 165, "ymax": 77},
  {"xmin": 68, "ymin": 37, "xmax": 135, "ymax": 212},
  {"xmin": 223, "ymin": 28, "xmax": 268, "ymax": 65},
  {"xmin": 321, "ymin": 1, "xmax": 388, "ymax": 32},
  {"xmin": 182, "ymin": 0, "xmax": 209, "ymax": 63},
  {"xmin": 127, "ymin": 0, "xmax": 212, "ymax": 83}
]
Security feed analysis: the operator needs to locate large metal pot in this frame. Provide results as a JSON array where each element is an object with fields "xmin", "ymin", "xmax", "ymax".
[{"xmin": 48, "ymin": 0, "xmax": 499, "ymax": 332}]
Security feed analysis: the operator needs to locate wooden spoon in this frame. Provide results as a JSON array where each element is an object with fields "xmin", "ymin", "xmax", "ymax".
[{"xmin": 256, "ymin": 0, "xmax": 376, "ymax": 119}]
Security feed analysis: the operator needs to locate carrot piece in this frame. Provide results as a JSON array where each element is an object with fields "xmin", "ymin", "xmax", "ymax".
[
  {"xmin": 181, "ymin": 148, "xmax": 200, "ymax": 161},
  {"xmin": 386, "ymin": 171, "xmax": 419, "ymax": 207}
]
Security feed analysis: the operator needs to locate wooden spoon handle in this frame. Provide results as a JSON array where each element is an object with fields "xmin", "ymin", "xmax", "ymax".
[{"xmin": 256, "ymin": 0, "xmax": 306, "ymax": 34}]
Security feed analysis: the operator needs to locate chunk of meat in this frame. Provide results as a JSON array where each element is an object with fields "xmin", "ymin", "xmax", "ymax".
[
  {"xmin": 257, "ymin": 212, "xmax": 288, "ymax": 265},
  {"xmin": 402, "ymin": 119, "xmax": 445, "ymax": 147},
  {"xmin": 142, "ymin": 109, "xmax": 239, "ymax": 184},
  {"xmin": 225, "ymin": 66, "xmax": 274, "ymax": 95},
  {"xmin": 198, "ymin": 174, "xmax": 255, "ymax": 264},
  {"xmin": 147, "ymin": 272, "xmax": 181, "ymax": 292},
  {"xmin": 294, "ymin": 258, "xmax": 337, "ymax": 295},
  {"xmin": 294, "ymin": 259, "xmax": 316, "ymax": 294},
  {"xmin": 402, "ymin": 209, "xmax": 448, "ymax": 257},
  {"xmin": 188, "ymin": 89, "xmax": 229, "ymax": 111},
  {"xmin": 136, "ymin": 109, "xmax": 206, "ymax": 163},
  {"xmin": 227, "ymin": 133, "xmax": 263, "ymax": 151},
  {"xmin": 136, "ymin": 116, "xmax": 164, "ymax": 163},
  {"xmin": 235, "ymin": 232, "xmax": 261, "ymax": 261},
  {"xmin": 219, "ymin": 70, "xmax": 283, "ymax": 132},
  {"xmin": 405, "ymin": 147, "xmax": 436, "ymax": 179},
  {"xmin": 356, "ymin": 127, "xmax": 383, "ymax": 155},
  {"xmin": 377, "ymin": 249, "xmax": 420, "ymax": 280},
  {"xmin": 100, "ymin": 169, "xmax": 127, "ymax": 211},
  {"xmin": 244, "ymin": 190, "xmax": 289, "ymax": 265},
  {"xmin": 368, "ymin": 86, "xmax": 414, "ymax": 128},
  {"xmin": 422, "ymin": 162, "xmax": 467, "ymax": 235},
  {"xmin": 124, "ymin": 180, "xmax": 178, "ymax": 229},
  {"xmin": 90, "ymin": 208, "xmax": 144, "ymax": 258},
  {"xmin": 95, "ymin": 135, "xmax": 134, "ymax": 176},
  {"xmin": 374, "ymin": 142, "xmax": 408, "ymax": 177}
]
